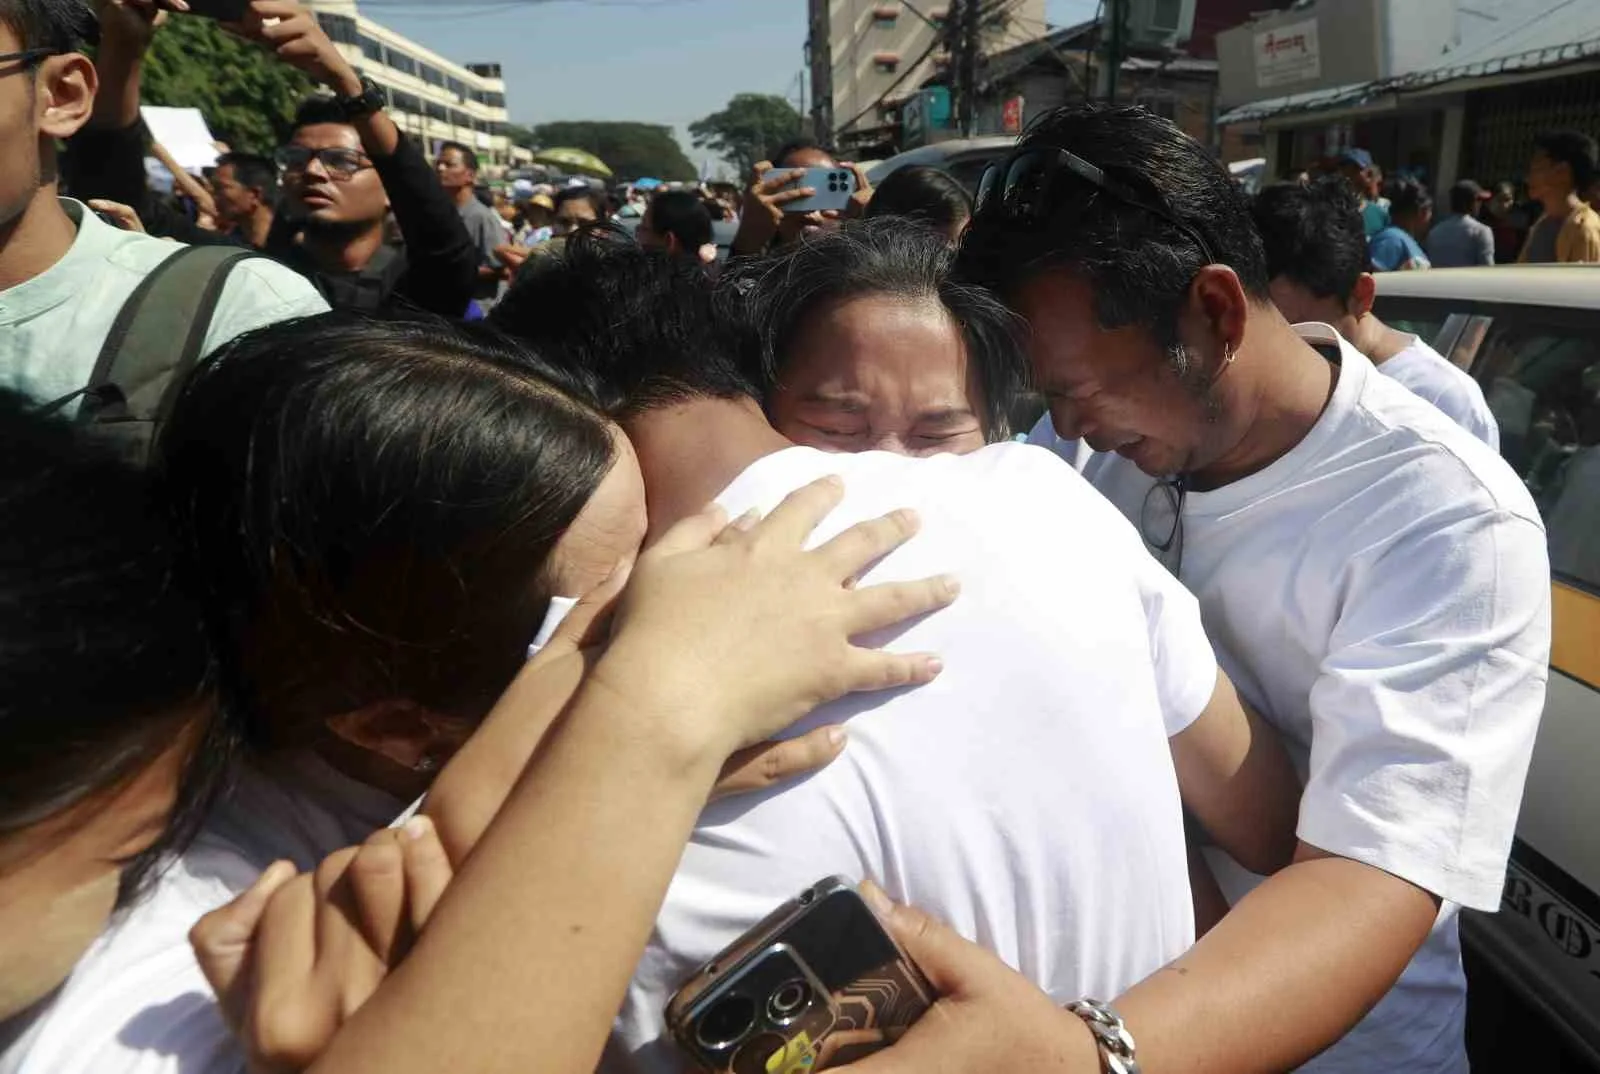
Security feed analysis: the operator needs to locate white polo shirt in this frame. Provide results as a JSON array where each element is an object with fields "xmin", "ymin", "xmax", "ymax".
[
  {"xmin": 1029, "ymin": 325, "xmax": 1550, "ymax": 1073},
  {"xmin": 607, "ymin": 442, "xmax": 1217, "ymax": 1072}
]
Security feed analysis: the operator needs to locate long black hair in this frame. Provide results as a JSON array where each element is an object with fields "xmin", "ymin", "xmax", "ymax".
[
  {"xmin": 0, "ymin": 392, "xmax": 220, "ymax": 903},
  {"xmin": 157, "ymin": 313, "xmax": 618, "ymax": 749},
  {"xmin": 723, "ymin": 218, "xmax": 1028, "ymax": 439}
]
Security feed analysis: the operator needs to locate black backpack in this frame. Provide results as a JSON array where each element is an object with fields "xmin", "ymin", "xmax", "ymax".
[{"xmin": 45, "ymin": 244, "xmax": 260, "ymax": 466}]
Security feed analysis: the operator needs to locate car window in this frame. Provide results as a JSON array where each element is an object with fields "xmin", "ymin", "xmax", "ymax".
[
  {"xmin": 1369, "ymin": 296, "xmax": 1455, "ymax": 352},
  {"xmin": 1473, "ymin": 311, "xmax": 1600, "ymax": 589}
]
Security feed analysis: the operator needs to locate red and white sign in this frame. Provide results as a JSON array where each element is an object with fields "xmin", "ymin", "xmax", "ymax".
[
  {"xmin": 1253, "ymin": 18, "xmax": 1321, "ymax": 90},
  {"xmin": 1001, "ymin": 95, "xmax": 1025, "ymax": 134}
]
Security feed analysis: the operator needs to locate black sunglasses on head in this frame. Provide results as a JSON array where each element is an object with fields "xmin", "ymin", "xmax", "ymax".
[{"xmin": 975, "ymin": 146, "xmax": 1218, "ymax": 265}]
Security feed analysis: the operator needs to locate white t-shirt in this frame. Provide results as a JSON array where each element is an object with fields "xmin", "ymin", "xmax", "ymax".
[
  {"xmin": 0, "ymin": 200, "xmax": 328, "ymax": 410},
  {"xmin": 1377, "ymin": 334, "xmax": 1500, "ymax": 450},
  {"xmin": 606, "ymin": 442, "xmax": 1218, "ymax": 1073},
  {"xmin": 1029, "ymin": 325, "xmax": 1551, "ymax": 1074},
  {"xmin": 0, "ymin": 755, "xmax": 402, "ymax": 1074}
]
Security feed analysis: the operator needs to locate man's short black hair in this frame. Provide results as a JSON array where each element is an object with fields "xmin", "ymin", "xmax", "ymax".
[
  {"xmin": 646, "ymin": 189, "xmax": 713, "ymax": 251},
  {"xmin": 488, "ymin": 230, "xmax": 769, "ymax": 416},
  {"xmin": 1533, "ymin": 129, "xmax": 1599, "ymax": 194},
  {"xmin": 218, "ymin": 151, "xmax": 278, "ymax": 203},
  {"xmin": 959, "ymin": 104, "xmax": 1271, "ymax": 351},
  {"xmin": 0, "ymin": 0, "xmax": 91, "ymax": 54},
  {"xmin": 1250, "ymin": 177, "xmax": 1366, "ymax": 303},
  {"xmin": 1389, "ymin": 178, "xmax": 1432, "ymax": 220},
  {"xmin": 553, "ymin": 185, "xmax": 606, "ymax": 216},
  {"xmin": 289, "ymin": 95, "xmax": 351, "ymax": 136},
  {"xmin": 440, "ymin": 141, "xmax": 479, "ymax": 173},
  {"xmin": 770, "ymin": 137, "xmax": 835, "ymax": 167}
]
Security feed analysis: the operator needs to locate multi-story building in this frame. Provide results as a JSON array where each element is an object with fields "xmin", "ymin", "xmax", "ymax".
[
  {"xmin": 307, "ymin": 0, "xmax": 524, "ymax": 175},
  {"xmin": 810, "ymin": 0, "xmax": 1047, "ymax": 155}
]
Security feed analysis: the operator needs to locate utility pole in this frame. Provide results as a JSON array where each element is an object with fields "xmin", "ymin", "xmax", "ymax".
[
  {"xmin": 1103, "ymin": 0, "xmax": 1126, "ymax": 104},
  {"xmin": 805, "ymin": 0, "xmax": 833, "ymax": 145},
  {"xmin": 948, "ymin": 0, "xmax": 982, "ymax": 136}
]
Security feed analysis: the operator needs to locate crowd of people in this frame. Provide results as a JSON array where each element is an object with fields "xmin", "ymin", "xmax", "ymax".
[
  {"xmin": 1290, "ymin": 134, "xmax": 1600, "ymax": 270},
  {"xmin": 0, "ymin": 2, "xmax": 1561, "ymax": 1074}
]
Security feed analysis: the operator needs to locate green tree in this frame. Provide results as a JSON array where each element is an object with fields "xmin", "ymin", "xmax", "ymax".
[
  {"xmin": 141, "ymin": 17, "xmax": 314, "ymax": 152},
  {"xmin": 502, "ymin": 123, "xmax": 538, "ymax": 150},
  {"xmin": 529, "ymin": 121, "xmax": 695, "ymax": 181},
  {"xmin": 688, "ymin": 94, "xmax": 805, "ymax": 178}
]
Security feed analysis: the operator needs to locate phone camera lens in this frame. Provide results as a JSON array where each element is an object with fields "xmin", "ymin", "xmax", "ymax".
[
  {"xmin": 696, "ymin": 994, "xmax": 758, "ymax": 1051},
  {"xmin": 798, "ymin": 888, "xmax": 816, "ymax": 906},
  {"xmin": 767, "ymin": 979, "xmax": 813, "ymax": 1024}
]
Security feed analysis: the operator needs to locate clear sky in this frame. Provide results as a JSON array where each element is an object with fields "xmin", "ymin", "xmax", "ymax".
[{"xmin": 366, "ymin": 0, "xmax": 1101, "ymax": 173}]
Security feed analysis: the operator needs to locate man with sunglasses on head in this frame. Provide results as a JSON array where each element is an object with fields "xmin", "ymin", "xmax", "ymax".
[
  {"xmin": 64, "ymin": 0, "xmax": 477, "ymax": 318},
  {"xmin": 897, "ymin": 103, "xmax": 1550, "ymax": 1074},
  {"xmin": 0, "ymin": 0, "xmax": 325, "ymax": 411}
]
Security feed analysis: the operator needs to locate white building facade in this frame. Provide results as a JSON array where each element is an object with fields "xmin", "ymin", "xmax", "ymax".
[{"xmin": 308, "ymin": 0, "xmax": 528, "ymax": 175}]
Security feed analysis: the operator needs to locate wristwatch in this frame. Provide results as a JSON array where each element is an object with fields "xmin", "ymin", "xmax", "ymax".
[{"xmin": 335, "ymin": 75, "xmax": 386, "ymax": 120}]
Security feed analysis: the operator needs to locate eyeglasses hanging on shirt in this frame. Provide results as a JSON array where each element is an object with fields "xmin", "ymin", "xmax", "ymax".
[{"xmin": 1140, "ymin": 474, "xmax": 1187, "ymax": 578}]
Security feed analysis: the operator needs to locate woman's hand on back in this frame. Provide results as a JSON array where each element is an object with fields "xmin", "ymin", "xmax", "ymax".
[{"xmin": 593, "ymin": 475, "xmax": 959, "ymax": 769}]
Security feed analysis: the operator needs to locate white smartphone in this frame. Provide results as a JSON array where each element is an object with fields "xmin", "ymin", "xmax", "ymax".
[{"xmin": 774, "ymin": 167, "xmax": 857, "ymax": 214}]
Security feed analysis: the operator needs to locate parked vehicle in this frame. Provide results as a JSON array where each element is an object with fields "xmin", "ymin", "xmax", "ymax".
[
  {"xmin": 866, "ymin": 136, "xmax": 1017, "ymax": 193},
  {"xmin": 1374, "ymin": 265, "xmax": 1600, "ymax": 1066}
]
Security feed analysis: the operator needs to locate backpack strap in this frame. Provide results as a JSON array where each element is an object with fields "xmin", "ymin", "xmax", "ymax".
[{"xmin": 77, "ymin": 244, "xmax": 260, "ymax": 465}]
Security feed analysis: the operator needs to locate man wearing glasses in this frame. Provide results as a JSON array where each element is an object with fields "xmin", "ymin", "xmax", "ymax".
[
  {"xmin": 918, "ymin": 103, "xmax": 1550, "ymax": 1074},
  {"xmin": 64, "ymin": 0, "xmax": 478, "ymax": 319},
  {"xmin": 0, "ymin": 0, "xmax": 326, "ymax": 413}
]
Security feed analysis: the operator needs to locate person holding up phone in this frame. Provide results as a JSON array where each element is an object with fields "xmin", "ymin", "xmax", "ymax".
[
  {"xmin": 729, "ymin": 138, "xmax": 872, "ymax": 259},
  {"xmin": 66, "ymin": 0, "xmax": 479, "ymax": 318}
]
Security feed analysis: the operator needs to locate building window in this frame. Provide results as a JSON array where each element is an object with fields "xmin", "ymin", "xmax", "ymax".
[
  {"xmin": 422, "ymin": 64, "xmax": 445, "ymax": 88},
  {"xmin": 391, "ymin": 90, "xmax": 422, "ymax": 114},
  {"xmin": 447, "ymin": 77, "xmax": 466, "ymax": 101},
  {"xmin": 358, "ymin": 35, "xmax": 384, "ymax": 63},
  {"xmin": 385, "ymin": 49, "xmax": 417, "ymax": 77},
  {"xmin": 873, "ymin": 51, "xmax": 899, "ymax": 74},
  {"xmin": 450, "ymin": 109, "xmax": 473, "ymax": 130},
  {"xmin": 872, "ymin": 4, "xmax": 898, "ymax": 27},
  {"xmin": 425, "ymin": 101, "xmax": 449, "ymax": 122},
  {"xmin": 317, "ymin": 13, "xmax": 358, "ymax": 45}
]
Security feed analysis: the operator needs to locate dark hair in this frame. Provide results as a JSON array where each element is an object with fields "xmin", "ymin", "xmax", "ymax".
[
  {"xmin": 289, "ymin": 95, "xmax": 351, "ymax": 136},
  {"xmin": 440, "ymin": 141, "xmax": 479, "ymax": 173},
  {"xmin": 157, "ymin": 313, "xmax": 617, "ymax": 750},
  {"xmin": 770, "ymin": 137, "xmax": 834, "ymax": 167},
  {"xmin": 959, "ymin": 103, "xmax": 1271, "ymax": 351},
  {"xmin": 1250, "ymin": 177, "xmax": 1366, "ymax": 303},
  {"xmin": 554, "ymin": 185, "xmax": 607, "ymax": 216},
  {"xmin": 491, "ymin": 230, "xmax": 766, "ymax": 415},
  {"xmin": 1533, "ymin": 129, "xmax": 1599, "ymax": 194},
  {"xmin": 646, "ymin": 190, "xmax": 713, "ymax": 251},
  {"xmin": 217, "ymin": 151, "xmax": 278, "ymax": 203},
  {"xmin": 726, "ymin": 219, "xmax": 1026, "ymax": 438},
  {"xmin": 1448, "ymin": 181, "xmax": 1481, "ymax": 216},
  {"xmin": 1389, "ymin": 179, "xmax": 1432, "ymax": 220},
  {"xmin": 0, "ymin": 391, "xmax": 222, "ymax": 904},
  {"xmin": 866, "ymin": 166, "xmax": 973, "ymax": 235},
  {"xmin": 0, "ymin": 0, "xmax": 91, "ymax": 54}
]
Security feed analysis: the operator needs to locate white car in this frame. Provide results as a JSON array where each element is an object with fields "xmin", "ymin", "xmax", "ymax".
[{"xmin": 1374, "ymin": 265, "xmax": 1600, "ymax": 1067}]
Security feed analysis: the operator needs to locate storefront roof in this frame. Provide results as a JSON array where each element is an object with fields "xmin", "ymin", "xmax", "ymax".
[{"xmin": 1219, "ymin": 0, "xmax": 1600, "ymax": 125}]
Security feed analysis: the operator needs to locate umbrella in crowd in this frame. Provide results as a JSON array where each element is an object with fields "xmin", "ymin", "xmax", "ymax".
[{"xmin": 531, "ymin": 146, "xmax": 613, "ymax": 178}]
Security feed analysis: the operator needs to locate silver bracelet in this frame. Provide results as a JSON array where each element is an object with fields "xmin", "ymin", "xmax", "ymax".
[{"xmin": 1066, "ymin": 998, "xmax": 1141, "ymax": 1074}]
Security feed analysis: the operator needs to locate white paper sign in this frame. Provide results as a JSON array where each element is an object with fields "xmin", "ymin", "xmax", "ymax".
[
  {"xmin": 1254, "ymin": 18, "xmax": 1321, "ymax": 90},
  {"xmin": 140, "ymin": 106, "xmax": 221, "ymax": 173}
]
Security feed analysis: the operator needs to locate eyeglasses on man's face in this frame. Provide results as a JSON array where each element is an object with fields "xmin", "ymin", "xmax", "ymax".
[
  {"xmin": 0, "ymin": 48, "xmax": 56, "ymax": 75},
  {"xmin": 276, "ymin": 146, "xmax": 373, "ymax": 180}
]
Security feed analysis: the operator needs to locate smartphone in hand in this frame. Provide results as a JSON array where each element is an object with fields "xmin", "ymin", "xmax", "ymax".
[
  {"xmin": 182, "ymin": 0, "xmax": 251, "ymax": 20},
  {"xmin": 666, "ymin": 877, "xmax": 932, "ymax": 1074},
  {"xmin": 774, "ymin": 168, "xmax": 857, "ymax": 215}
]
